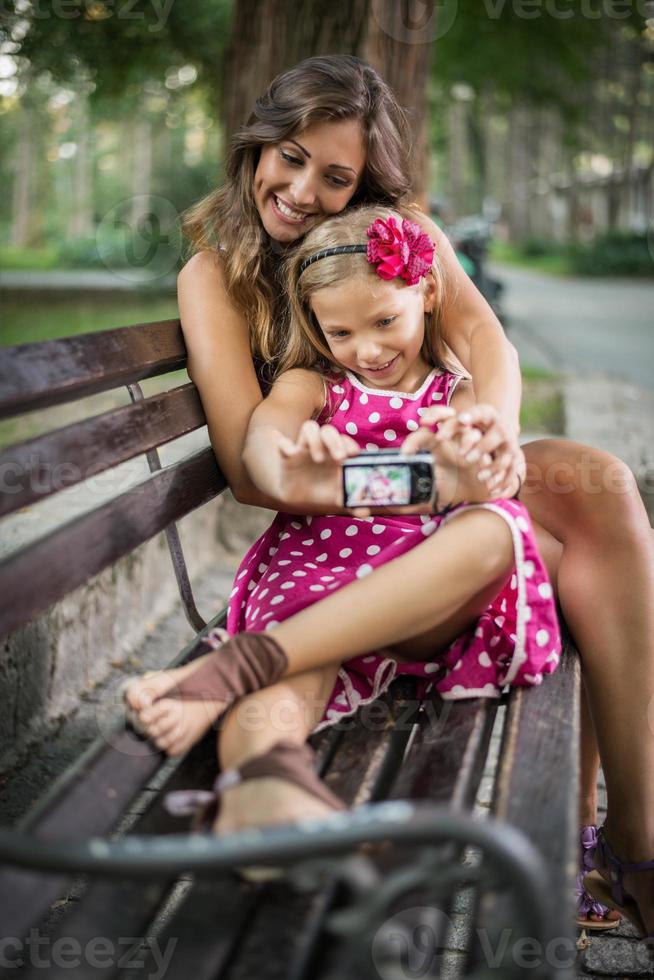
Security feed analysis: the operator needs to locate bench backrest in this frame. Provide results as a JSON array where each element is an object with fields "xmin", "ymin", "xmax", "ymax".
[{"xmin": 0, "ymin": 319, "xmax": 226, "ymax": 638}]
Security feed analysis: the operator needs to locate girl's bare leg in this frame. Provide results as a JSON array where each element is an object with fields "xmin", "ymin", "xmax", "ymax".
[
  {"xmin": 214, "ymin": 509, "xmax": 514, "ymax": 832},
  {"xmin": 522, "ymin": 438, "xmax": 654, "ymax": 932},
  {"xmin": 134, "ymin": 509, "xmax": 514, "ymax": 750},
  {"xmin": 269, "ymin": 508, "xmax": 514, "ymax": 667},
  {"xmin": 214, "ymin": 664, "xmax": 341, "ymax": 834}
]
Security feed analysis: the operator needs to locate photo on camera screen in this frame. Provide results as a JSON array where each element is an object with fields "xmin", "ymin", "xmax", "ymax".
[{"xmin": 344, "ymin": 463, "xmax": 411, "ymax": 507}]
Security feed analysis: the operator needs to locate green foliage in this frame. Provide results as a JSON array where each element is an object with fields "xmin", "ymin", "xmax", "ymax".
[
  {"xmin": 432, "ymin": 5, "xmax": 649, "ymax": 117},
  {"xmin": 492, "ymin": 232, "xmax": 654, "ymax": 277},
  {"xmin": 567, "ymin": 231, "xmax": 654, "ymax": 277},
  {"xmin": 489, "ymin": 239, "xmax": 570, "ymax": 276},
  {"xmin": 1, "ymin": 0, "xmax": 233, "ymax": 109},
  {"xmin": 521, "ymin": 237, "xmax": 562, "ymax": 258},
  {"xmin": 0, "ymin": 294, "xmax": 178, "ymax": 347}
]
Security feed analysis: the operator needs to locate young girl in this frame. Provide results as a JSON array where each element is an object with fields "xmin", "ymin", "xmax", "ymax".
[{"xmin": 126, "ymin": 205, "xmax": 561, "ymax": 818}]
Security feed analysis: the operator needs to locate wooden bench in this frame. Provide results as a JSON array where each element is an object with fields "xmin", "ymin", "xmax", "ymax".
[{"xmin": 0, "ymin": 319, "xmax": 580, "ymax": 980}]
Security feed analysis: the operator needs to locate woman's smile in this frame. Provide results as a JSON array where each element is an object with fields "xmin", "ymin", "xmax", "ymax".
[
  {"xmin": 269, "ymin": 193, "xmax": 316, "ymax": 226},
  {"xmin": 253, "ymin": 118, "xmax": 366, "ymax": 243}
]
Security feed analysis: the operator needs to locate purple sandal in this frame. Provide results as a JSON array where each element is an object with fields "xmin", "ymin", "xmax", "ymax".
[
  {"xmin": 575, "ymin": 825, "xmax": 621, "ymax": 931},
  {"xmin": 584, "ymin": 825, "xmax": 654, "ymax": 948}
]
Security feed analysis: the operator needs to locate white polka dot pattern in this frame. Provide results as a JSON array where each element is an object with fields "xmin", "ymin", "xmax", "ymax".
[{"xmin": 226, "ymin": 369, "xmax": 562, "ymax": 731}]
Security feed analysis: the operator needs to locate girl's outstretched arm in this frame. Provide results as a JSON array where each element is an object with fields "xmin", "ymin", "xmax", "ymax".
[{"xmin": 243, "ymin": 368, "xmax": 359, "ymax": 513}]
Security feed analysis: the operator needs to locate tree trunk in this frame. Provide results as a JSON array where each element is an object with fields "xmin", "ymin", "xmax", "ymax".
[
  {"xmin": 68, "ymin": 93, "xmax": 94, "ymax": 240},
  {"xmin": 130, "ymin": 114, "xmax": 153, "ymax": 229},
  {"xmin": 222, "ymin": 0, "xmax": 433, "ymax": 201},
  {"xmin": 10, "ymin": 104, "xmax": 36, "ymax": 248},
  {"xmin": 363, "ymin": 1, "xmax": 433, "ymax": 206},
  {"xmin": 222, "ymin": 0, "xmax": 369, "ymax": 142}
]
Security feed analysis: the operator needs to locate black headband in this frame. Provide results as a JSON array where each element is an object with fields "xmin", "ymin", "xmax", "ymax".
[{"xmin": 299, "ymin": 244, "xmax": 367, "ymax": 276}]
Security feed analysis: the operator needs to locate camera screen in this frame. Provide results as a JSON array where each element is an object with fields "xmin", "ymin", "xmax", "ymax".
[{"xmin": 344, "ymin": 463, "xmax": 411, "ymax": 507}]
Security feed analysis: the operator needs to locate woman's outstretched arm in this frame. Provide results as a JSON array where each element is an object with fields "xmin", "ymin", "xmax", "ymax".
[
  {"xmin": 178, "ymin": 259, "xmax": 354, "ymax": 514},
  {"xmin": 414, "ymin": 213, "xmax": 522, "ymax": 432},
  {"xmin": 177, "ymin": 250, "xmax": 274, "ymax": 506},
  {"xmin": 412, "ymin": 212, "xmax": 523, "ymax": 495}
]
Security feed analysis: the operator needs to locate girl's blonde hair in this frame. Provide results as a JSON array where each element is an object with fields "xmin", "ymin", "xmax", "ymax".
[
  {"xmin": 180, "ymin": 56, "xmax": 412, "ymax": 365},
  {"xmin": 279, "ymin": 205, "xmax": 448, "ymax": 379}
]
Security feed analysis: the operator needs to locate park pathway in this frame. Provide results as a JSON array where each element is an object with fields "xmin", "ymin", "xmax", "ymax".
[{"xmin": 491, "ymin": 262, "xmax": 654, "ymax": 390}]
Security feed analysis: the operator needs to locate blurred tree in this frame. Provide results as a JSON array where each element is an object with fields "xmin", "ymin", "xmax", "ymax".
[{"xmin": 222, "ymin": 0, "xmax": 433, "ymax": 201}]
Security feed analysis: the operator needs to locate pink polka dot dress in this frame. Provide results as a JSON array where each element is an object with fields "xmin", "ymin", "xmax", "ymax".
[{"xmin": 226, "ymin": 367, "xmax": 562, "ymax": 732}]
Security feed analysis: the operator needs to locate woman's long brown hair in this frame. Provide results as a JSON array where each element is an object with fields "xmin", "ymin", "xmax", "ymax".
[{"xmin": 181, "ymin": 55, "xmax": 412, "ymax": 366}]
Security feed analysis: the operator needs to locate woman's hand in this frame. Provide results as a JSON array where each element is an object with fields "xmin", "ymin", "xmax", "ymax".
[
  {"xmin": 401, "ymin": 408, "xmax": 496, "ymax": 509},
  {"xmin": 276, "ymin": 421, "xmax": 360, "ymax": 510},
  {"xmin": 455, "ymin": 405, "xmax": 525, "ymax": 499}
]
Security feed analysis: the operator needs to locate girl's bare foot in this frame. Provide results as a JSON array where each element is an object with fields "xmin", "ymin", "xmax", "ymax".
[{"xmin": 123, "ymin": 654, "xmax": 227, "ymax": 756}]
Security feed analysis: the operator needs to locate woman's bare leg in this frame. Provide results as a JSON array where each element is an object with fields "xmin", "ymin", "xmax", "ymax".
[{"xmin": 522, "ymin": 438, "xmax": 654, "ymax": 932}]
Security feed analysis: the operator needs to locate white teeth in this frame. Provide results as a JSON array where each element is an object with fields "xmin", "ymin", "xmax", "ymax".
[{"xmin": 274, "ymin": 195, "xmax": 306, "ymax": 221}]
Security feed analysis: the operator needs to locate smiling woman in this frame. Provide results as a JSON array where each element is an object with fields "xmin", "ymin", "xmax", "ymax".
[
  {"xmin": 252, "ymin": 119, "xmax": 366, "ymax": 242},
  {"xmin": 180, "ymin": 55, "xmax": 411, "ymax": 368}
]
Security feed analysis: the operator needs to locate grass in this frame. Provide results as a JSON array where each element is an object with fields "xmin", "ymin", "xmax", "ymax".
[
  {"xmin": 0, "ymin": 294, "xmax": 179, "ymax": 347},
  {"xmin": 490, "ymin": 240, "xmax": 570, "ymax": 277},
  {"xmin": 520, "ymin": 365, "xmax": 565, "ymax": 434},
  {"xmin": 0, "ymin": 246, "xmax": 61, "ymax": 270}
]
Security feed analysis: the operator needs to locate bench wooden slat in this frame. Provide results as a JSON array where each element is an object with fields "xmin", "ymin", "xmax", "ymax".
[
  {"xmin": 0, "ymin": 447, "xmax": 226, "ymax": 637},
  {"xmin": 491, "ymin": 644, "xmax": 579, "ymax": 942},
  {"xmin": 0, "ymin": 608, "xmax": 231, "ymax": 939},
  {"xmin": 0, "ymin": 730, "xmax": 163, "ymax": 941},
  {"xmin": 0, "ymin": 383, "xmax": 206, "ymax": 518},
  {"xmin": 390, "ymin": 696, "xmax": 497, "ymax": 809},
  {"xmin": 12, "ymin": 879, "xmax": 179, "ymax": 980},
  {"xmin": 0, "ymin": 321, "xmax": 185, "ymax": 418},
  {"xmin": 464, "ymin": 642, "xmax": 580, "ymax": 976}
]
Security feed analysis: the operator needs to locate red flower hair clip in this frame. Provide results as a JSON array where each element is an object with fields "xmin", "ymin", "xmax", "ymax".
[{"xmin": 366, "ymin": 216, "xmax": 435, "ymax": 286}]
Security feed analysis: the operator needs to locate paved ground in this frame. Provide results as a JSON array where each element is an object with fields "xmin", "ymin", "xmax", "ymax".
[{"xmin": 492, "ymin": 262, "xmax": 654, "ymax": 390}]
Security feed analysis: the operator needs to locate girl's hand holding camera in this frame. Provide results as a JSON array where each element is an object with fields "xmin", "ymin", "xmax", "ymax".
[{"xmin": 277, "ymin": 420, "xmax": 360, "ymax": 509}]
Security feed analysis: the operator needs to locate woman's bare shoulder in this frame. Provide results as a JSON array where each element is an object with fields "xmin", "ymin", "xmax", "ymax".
[
  {"xmin": 177, "ymin": 249, "xmax": 246, "ymax": 340},
  {"xmin": 178, "ymin": 249, "xmax": 228, "ymax": 294}
]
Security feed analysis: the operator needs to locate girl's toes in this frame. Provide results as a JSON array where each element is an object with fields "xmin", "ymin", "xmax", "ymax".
[
  {"xmin": 141, "ymin": 701, "xmax": 181, "ymax": 737},
  {"xmin": 124, "ymin": 671, "xmax": 175, "ymax": 711}
]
